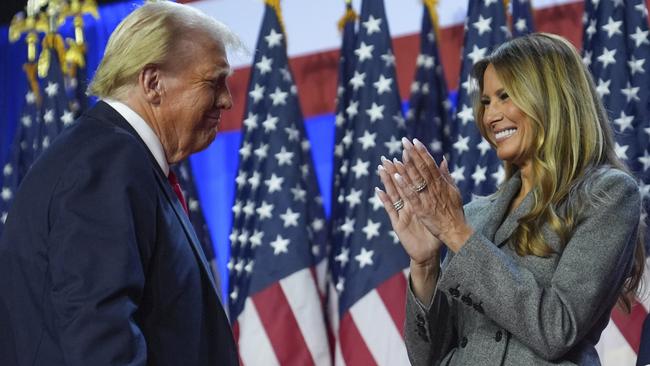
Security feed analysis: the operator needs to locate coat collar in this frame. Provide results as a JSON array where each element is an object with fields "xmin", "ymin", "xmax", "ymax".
[{"xmin": 473, "ymin": 171, "xmax": 534, "ymax": 247}]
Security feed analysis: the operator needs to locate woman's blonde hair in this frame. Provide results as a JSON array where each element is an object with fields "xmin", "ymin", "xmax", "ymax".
[
  {"xmin": 88, "ymin": 1, "xmax": 241, "ymax": 99},
  {"xmin": 472, "ymin": 33, "xmax": 645, "ymax": 311}
]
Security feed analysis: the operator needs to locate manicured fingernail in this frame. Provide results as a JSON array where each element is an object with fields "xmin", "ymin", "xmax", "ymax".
[
  {"xmin": 380, "ymin": 155, "xmax": 388, "ymax": 163},
  {"xmin": 394, "ymin": 173, "xmax": 403, "ymax": 183},
  {"xmin": 413, "ymin": 138, "xmax": 425, "ymax": 150},
  {"xmin": 401, "ymin": 137, "xmax": 413, "ymax": 149},
  {"xmin": 374, "ymin": 187, "xmax": 381, "ymax": 193},
  {"xmin": 377, "ymin": 164, "xmax": 385, "ymax": 172}
]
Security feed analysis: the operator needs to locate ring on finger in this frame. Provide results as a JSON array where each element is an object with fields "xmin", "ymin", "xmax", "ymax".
[
  {"xmin": 413, "ymin": 180, "xmax": 427, "ymax": 193},
  {"xmin": 393, "ymin": 199, "xmax": 404, "ymax": 211}
]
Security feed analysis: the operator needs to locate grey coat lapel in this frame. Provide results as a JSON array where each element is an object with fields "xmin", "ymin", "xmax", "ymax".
[{"xmin": 473, "ymin": 173, "xmax": 523, "ymax": 244}]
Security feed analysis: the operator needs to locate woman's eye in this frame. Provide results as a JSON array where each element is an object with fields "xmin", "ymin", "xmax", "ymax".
[
  {"xmin": 480, "ymin": 99, "xmax": 490, "ymax": 106},
  {"xmin": 499, "ymin": 92, "xmax": 509, "ymax": 101}
]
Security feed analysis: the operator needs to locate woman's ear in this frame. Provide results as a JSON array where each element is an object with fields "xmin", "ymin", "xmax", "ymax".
[{"xmin": 139, "ymin": 65, "xmax": 162, "ymax": 105}]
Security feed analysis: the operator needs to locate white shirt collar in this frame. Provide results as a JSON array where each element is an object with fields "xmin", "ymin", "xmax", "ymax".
[{"xmin": 104, "ymin": 99, "xmax": 169, "ymax": 176}]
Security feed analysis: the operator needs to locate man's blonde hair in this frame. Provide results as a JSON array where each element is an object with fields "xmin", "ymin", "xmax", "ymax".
[{"xmin": 88, "ymin": 1, "xmax": 240, "ymax": 99}]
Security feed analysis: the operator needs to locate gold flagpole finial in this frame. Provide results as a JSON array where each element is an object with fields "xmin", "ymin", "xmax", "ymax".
[
  {"xmin": 264, "ymin": 0, "xmax": 286, "ymax": 35},
  {"xmin": 338, "ymin": 0, "xmax": 358, "ymax": 32},
  {"xmin": 423, "ymin": 0, "xmax": 440, "ymax": 40}
]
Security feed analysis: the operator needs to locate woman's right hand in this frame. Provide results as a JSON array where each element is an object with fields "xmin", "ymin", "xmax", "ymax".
[{"xmin": 375, "ymin": 156, "xmax": 443, "ymax": 265}]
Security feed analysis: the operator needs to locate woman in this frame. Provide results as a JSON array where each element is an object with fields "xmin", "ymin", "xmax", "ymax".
[{"xmin": 375, "ymin": 33, "xmax": 645, "ymax": 365}]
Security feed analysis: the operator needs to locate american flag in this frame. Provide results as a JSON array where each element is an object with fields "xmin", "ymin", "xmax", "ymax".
[
  {"xmin": 405, "ymin": 1, "xmax": 451, "ymax": 164},
  {"xmin": 0, "ymin": 63, "xmax": 40, "ymax": 234},
  {"xmin": 581, "ymin": 1, "xmax": 650, "ymax": 364},
  {"xmin": 227, "ymin": 2, "xmax": 331, "ymax": 365},
  {"xmin": 327, "ymin": 0, "xmax": 410, "ymax": 364},
  {"xmin": 510, "ymin": 0, "xmax": 535, "ymax": 38},
  {"xmin": 171, "ymin": 160, "xmax": 222, "ymax": 302},
  {"xmin": 448, "ymin": 0, "xmax": 509, "ymax": 202},
  {"xmin": 1, "ymin": 40, "xmax": 73, "ymax": 235}
]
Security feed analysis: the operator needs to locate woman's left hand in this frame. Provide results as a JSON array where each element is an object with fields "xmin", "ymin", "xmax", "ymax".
[{"xmin": 394, "ymin": 138, "xmax": 473, "ymax": 253}]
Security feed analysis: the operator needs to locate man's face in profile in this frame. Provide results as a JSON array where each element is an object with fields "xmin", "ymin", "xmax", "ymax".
[{"xmin": 156, "ymin": 32, "xmax": 233, "ymax": 162}]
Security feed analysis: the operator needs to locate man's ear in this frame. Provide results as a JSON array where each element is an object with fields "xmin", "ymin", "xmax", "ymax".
[{"xmin": 139, "ymin": 64, "xmax": 162, "ymax": 104}]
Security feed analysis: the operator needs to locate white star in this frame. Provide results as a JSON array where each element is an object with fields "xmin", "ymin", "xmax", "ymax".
[
  {"xmin": 256, "ymin": 201, "xmax": 274, "ymax": 219},
  {"xmin": 3, "ymin": 164, "xmax": 12, "ymax": 176},
  {"xmin": 628, "ymin": 56, "xmax": 645, "ymax": 75},
  {"xmin": 388, "ymin": 230, "xmax": 399, "ymax": 244},
  {"xmin": 340, "ymin": 217, "xmax": 355, "ymax": 237},
  {"xmin": 373, "ymin": 74, "xmax": 393, "ymax": 95},
  {"xmin": 335, "ymin": 278, "xmax": 345, "ymax": 292},
  {"xmin": 25, "ymin": 91, "xmax": 35, "ymax": 104},
  {"xmin": 638, "ymin": 150, "xmax": 650, "ymax": 171},
  {"xmin": 596, "ymin": 48, "xmax": 617, "ymax": 69},
  {"xmin": 43, "ymin": 109, "xmax": 54, "ymax": 124},
  {"xmin": 256, "ymin": 56, "xmax": 273, "ymax": 75},
  {"xmin": 355, "ymin": 42, "xmax": 374, "ymax": 62},
  {"xmin": 243, "ymin": 112, "xmax": 258, "ymax": 130},
  {"xmin": 473, "ymin": 15, "xmax": 492, "ymax": 36},
  {"xmin": 363, "ymin": 15, "xmax": 382, "ymax": 35},
  {"xmin": 269, "ymin": 87, "xmax": 288, "ymax": 106},
  {"xmin": 614, "ymin": 111, "xmax": 634, "ymax": 132},
  {"xmin": 280, "ymin": 208, "xmax": 300, "ymax": 228},
  {"xmin": 243, "ymin": 200, "xmax": 255, "ymax": 218},
  {"xmin": 249, "ymin": 84, "xmax": 265, "ymax": 103},
  {"xmin": 244, "ymin": 260, "xmax": 254, "ymax": 274},
  {"xmin": 393, "ymin": 113, "xmax": 406, "ymax": 129},
  {"xmin": 335, "ymin": 247, "xmax": 350, "ymax": 266},
  {"xmin": 349, "ymin": 71, "xmax": 366, "ymax": 91},
  {"xmin": 585, "ymin": 19, "xmax": 597, "ymax": 40},
  {"xmin": 188, "ymin": 198, "xmax": 199, "ymax": 212},
  {"xmin": 20, "ymin": 115, "xmax": 32, "ymax": 127},
  {"xmin": 477, "ymin": 137, "xmax": 492, "ymax": 156},
  {"xmin": 467, "ymin": 45, "xmax": 487, "ymax": 65},
  {"xmin": 285, "ymin": 125, "xmax": 299, "ymax": 141},
  {"xmin": 351, "ymin": 159, "xmax": 370, "ymax": 179},
  {"xmin": 595, "ymin": 78, "xmax": 611, "ymax": 98},
  {"xmin": 456, "ymin": 105, "xmax": 474, "ymax": 125},
  {"xmin": 381, "ymin": 50, "xmax": 396, "ymax": 67},
  {"xmin": 254, "ymin": 143, "xmax": 269, "ymax": 160},
  {"xmin": 346, "ymin": 100, "xmax": 359, "ymax": 119},
  {"xmin": 451, "ymin": 165, "xmax": 466, "ymax": 183},
  {"xmin": 311, "ymin": 218, "xmax": 324, "ymax": 232},
  {"xmin": 61, "ymin": 110, "xmax": 74, "ymax": 125},
  {"xmin": 1, "ymin": 187, "xmax": 12, "ymax": 201},
  {"xmin": 492, "ymin": 165, "xmax": 505, "ymax": 185},
  {"xmin": 247, "ymin": 171, "xmax": 261, "ymax": 190},
  {"xmin": 357, "ymin": 130, "xmax": 376, "ymax": 150},
  {"xmin": 237, "ymin": 230, "xmax": 250, "ymax": 247},
  {"xmin": 366, "ymin": 103, "xmax": 384, "ymax": 123},
  {"xmin": 262, "ymin": 114, "xmax": 279, "ymax": 132},
  {"xmin": 232, "ymin": 200, "xmax": 242, "ymax": 217},
  {"xmin": 410, "ymin": 81, "xmax": 420, "ymax": 93},
  {"xmin": 345, "ymin": 188, "xmax": 363, "ymax": 208},
  {"xmin": 362, "ymin": 219, "xmax": 381, "ymax": 240},
  {"xmin": 636, "ymin": 3, "xmax": 649, "ymax": 18},
  {"xmin": 230, "ymin": 287, "xmax": 238, "ymax": 300},
  {"xmin": 355, "ymin": 247, "xmax": 374, "ymax": 268},
  {"xmin": 275, "ymin": 146, "xmax": 294, "ymax": 166},
  {"xmin": 291, "ymin": 184, "xmax": 307, "ymax": 202},
  {"xmin": 471, "ymin": 165, "xmax": 487, "ymax": 186},
  {"xmin": 614, "ymin": 142, "xmax": 629, "ymax": 160},
  {"xmin": 453, "ymin": 135, "xmax": 470, "ymax": 155},
  {"xmin": 422, "ymin": 55, "xmax": 435, "ymax": 69},
  {"xmin": 514, "ymin": 18, "xmax": 527, "ymax": 33},
  {"xmin": 630, "ymin": 27, "xmax": 649, "ymax": 48},
  {"xmin": 264, "ymin": 173, "xmax": 284, "ymax": 193},
  {"xmin": 601, "ymin": 17, "xmax": 623, "ymax": 38},
  {"xmin": 265, "ymin": 28, "xmax": 283, "ymax": 48},
  {"xmin": 369, "ymin": 192, "xmax": 383, "ymax": 211},
  {"xmin": 1, "ymin": 212, "xmax": 6, "ymax": 224},
  {"xmin": 239, "ymin": 142, "xmax": 252, "ymax": 161},
  {"xmin": 621, "ymin": 82, "xmax": 640, "ymax": 103},
  {"xmin": 44, "ymin": 82, "xmax": 59, "ymax": 97},
  {"xmin": 385, "ymin": 136, "xmax": 401, "ymax": 155},
  {"xmin": 270, "ymin": 235, "xmax": 290, "ymax": 255},
  {"xmin": 342, "ymin": 130, "xmax": 353, "ymax": 147},
  {"xmin": 250, "ymin": 230, "xmax": 264, "ymax": 248}
]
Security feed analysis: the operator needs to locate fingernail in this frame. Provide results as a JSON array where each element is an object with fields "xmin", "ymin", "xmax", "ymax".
[
  {"xmin": 374, "ymin": 187, "xmax": 381, "ymax": 193},
  {"xmin": 377, "ymin": 164, "xmax": 385, "ymax": 172},
  {"xmin": 394, "ymin": 173, "xmax": 403, "ymax": 182},
  {"xmin": 413, "ymin": 138, "xmax": 426, "ymax": 150},
  {"xmin": 380, "ymin": 155, "xmax": 388, "ymax": 163},
  {"xmin": 402, "ymin": 149, "xmax": 409, "ymax": 162},
  {"xmin": 401, "ymin": 137, "xmax": 413, "ymax": 149}
]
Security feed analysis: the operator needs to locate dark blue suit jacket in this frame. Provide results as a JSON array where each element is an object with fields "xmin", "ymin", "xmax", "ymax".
[{"xmin": 0, "ymin": 102, "xmax": 238, "ymax": 366}]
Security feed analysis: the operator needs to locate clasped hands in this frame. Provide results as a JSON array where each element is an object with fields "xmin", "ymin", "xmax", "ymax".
[{"xmin": 375, "ymin": 138, "xmax": 474, "ymax": 265}]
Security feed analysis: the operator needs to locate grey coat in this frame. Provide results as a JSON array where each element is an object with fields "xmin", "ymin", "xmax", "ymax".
[{"xmin": 404, "ymin": 168, "xmax": 640, "ymax": 366}]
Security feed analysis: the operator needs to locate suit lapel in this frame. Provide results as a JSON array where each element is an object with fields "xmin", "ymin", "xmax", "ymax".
[
  {"xmin": 87, "ymin": 101, "xmax": 222, "ymax": 300},
  {"xmin": 473, "ymin": 173, "xmax": 523, "ymax": 243}
]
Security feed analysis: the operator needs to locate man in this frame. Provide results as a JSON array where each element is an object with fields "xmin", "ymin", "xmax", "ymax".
[{"xmin": 0, "ymin": 2, "xmax": 240, "ymax": 365}]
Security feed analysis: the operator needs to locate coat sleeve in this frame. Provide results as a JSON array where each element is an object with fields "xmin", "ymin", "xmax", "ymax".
[
  {"xmin": 437, "ymin": 169, "xmax": 641, "ymax": 360},
  {"xmin": 47, "ymin": 134, "xmax": 157, "ymax": 366},
  {"xmin": 404, "ymin": 252, "xmax": 459, "ymax": 366}
]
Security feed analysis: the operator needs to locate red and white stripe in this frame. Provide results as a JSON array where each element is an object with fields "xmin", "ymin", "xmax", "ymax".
[
  {"xmin": 331, "ymin": 271, "xmax": 410, "ymax": 366},
  {"xmin": 235, "ymin": 268, "xmax": 332, "ymax": 366}
]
